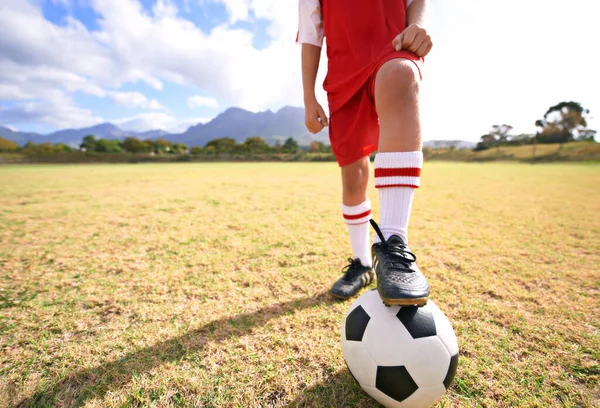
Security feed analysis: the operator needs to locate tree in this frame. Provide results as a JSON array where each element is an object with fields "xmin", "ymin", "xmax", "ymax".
[
  {"xmin": 576, "ymin": 129, "xmax": 596, "ymax": 142},
  {"xmin": 0, "ymin": 137, "xmax": 18, "ymax": 152},
  {"xmin": 535, "ymin": 101, "xmax": 590, "ymax": 144},
  {"xmin": 172, "ymin": 143, "xmax": 187, "ymax": 154},
  {"xmin": 123, "ymin": 137, "xmax": 148, "ymax": 153},
  {"xmin": 243, "ymin": 136, "xmax": 270, "ymax": 153},
  {"xmin": 53, "ymin": 143, "xmax": 73, "ymax": 153},
  {"xmin": 143, "ymin": 139, "xmax": 156, "ymax": 154},
  {"xmin": 94, "ymin": 139, "xmax": 122, "ymax": 153},
  {"xmin": 80, "ymin": 135, "xmax": 97, "ymax": 151},
  {"xmin": 189, "ymin": 146, "xmax": 204, "ymax": 155},
  {"xmin": 22, "ymin": 142, "xmax": 55, "ymax": 154},
  {"xmin": 490, "ymin": 124, "xmax": 513, "ymax": 144},
  {"xmin": 155, "ymin": 138, "xmax": 173, "ymax": 153},
  {"xmin": 308, "ymin": 141, "xmax": 326, "ymax": 153},
  {"xmin": 282, "ymin": 137, "xmax": 299, "ymax": 153},
  {"xmin": 205, "ymin": 137, "xmax": 237, "ymax": 153}
]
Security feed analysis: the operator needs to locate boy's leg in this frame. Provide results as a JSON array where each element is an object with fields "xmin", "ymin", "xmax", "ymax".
[
  {"xmin": 341, "ymin": 156, "xmax": 372, "ymax": 268},
  {"xmin": 331, "ymin": 156, "xmax": 374, "ymax": 299},
  {"xmin": 371, "ymin": 58, "xmax": 430, "ymax": 306}
]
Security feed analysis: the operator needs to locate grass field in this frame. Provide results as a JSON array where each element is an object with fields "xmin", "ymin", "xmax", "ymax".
[{"xmin": 1, "ymin": 162, "xmax": 599, "ymax": 407}]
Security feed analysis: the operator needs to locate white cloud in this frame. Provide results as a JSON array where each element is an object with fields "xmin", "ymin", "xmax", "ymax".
[
  {"xmin": 220, "ymin": 0, "xmax": 250, "ymax": 23},
  {"xmin": 1, "ymin": 0, "xmax": 599, "ymax": 139},
  {"xmin": 109, "ymin": 91, "xmax": 166, "ymax": 110},
  {"xmin": 153, "ymin": 0, "xmax": 178, "ymax": 19},
  {"xmin": 0, "ymin": 91, "xmax": 103, "ymax": 129},
  {"xmin": 188, "ymin": 95, "xmax": 218, "ymax": 109},
  {"xmin": 113, "ymin": 112, "xmax": 213, "ymax": 133},
  {"xmin": 173, "ymin": 116, "xmax": 214, "ymax": 132},
  {"xmin": 113, "ymin": 112, "xmax": 176, "ymax": 131},
  {"xmin": 0, "ymin": 84, "xmax": 33, "ymax": 100},
  {"xmin": 0, "ymin": 0, "xmax": 307, "ymax": 130}
]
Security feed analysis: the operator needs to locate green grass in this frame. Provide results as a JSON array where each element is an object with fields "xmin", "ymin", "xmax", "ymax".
[
  {"xmin": 0, "ymin": 162, "xmax": 599, "ymax": 407},
  {"xmin": 425, "ymin": 141, "xmax": 600, "ymax": 162}
]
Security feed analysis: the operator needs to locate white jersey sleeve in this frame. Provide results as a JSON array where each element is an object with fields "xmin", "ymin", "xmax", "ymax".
[
  {"xmin": 297, "ymin": 0, "xmax": 324, "ymax": 47},
  {"xmin": 296, "ymin": 0, "xmax": 415, "ymax": 48}
]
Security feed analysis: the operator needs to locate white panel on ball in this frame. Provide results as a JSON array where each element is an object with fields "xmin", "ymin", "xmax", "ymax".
[
  {"xmin": 429, "ymin": 302, "xmax": 459, "ymax": 356},
  {"xmin": 356, "ymin": 289, "xmax": 401, "ymax": 318},
  {"xmin": 362, "ymin": 315, "xmax": 415, "ymax": 366},
  {"xmin": 401, "ymin": 384, "xmax": 447, "ymax": 408},
  {"xmin": 340, "ymin": 340, "xmax": 378, "ymax": 388},
  {"xmin": 401, "ymin": 336, "xmax": 450, "ymax": 387}
]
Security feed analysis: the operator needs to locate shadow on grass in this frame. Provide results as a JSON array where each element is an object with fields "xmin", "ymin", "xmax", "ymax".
[
  {"xmin": 16, "ymin": 291, "xmax": 339, "ymax": 407},
  {"xmin": 287, "ymin": 369, "xmax": 378, "ymax": 408}
]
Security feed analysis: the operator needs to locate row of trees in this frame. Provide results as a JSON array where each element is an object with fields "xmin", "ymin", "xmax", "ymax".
[
  {"xmin": 475, "ymin": 101, "xmax": 596, "ymax": 151},
  {"xmin": 0, "ymin": 134, "xmax": 332, "ymax": 155}
]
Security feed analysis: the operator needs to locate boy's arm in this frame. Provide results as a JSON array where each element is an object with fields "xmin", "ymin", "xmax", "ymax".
[
  {"xmin": 407, "ymin": 0, "xmax": 430, "ymax": 30},
  {"xmin": 297, "ymin": 0, "xmax": 327, "ymax": 133},
  {"xmin": 301, "ymin": 44, "xmax": 328, "ymax": 133},
  {"xmin": 392, "ymin": 0, "xmax": 433, "ymax": 58},
  {"xmin": 302, "ymin": 44, "xmax": 321, "ymax": 104}
]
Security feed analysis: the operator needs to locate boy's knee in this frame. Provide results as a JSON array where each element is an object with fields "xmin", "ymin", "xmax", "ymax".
[{"xmin": 376, "ymin": 60, "xmax": 419, "ymax": 100}]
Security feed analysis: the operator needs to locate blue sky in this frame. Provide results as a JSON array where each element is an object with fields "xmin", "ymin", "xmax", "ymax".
[{"xmin": 1, "ymin": 0, "xmax": 599, "ymax": 141}]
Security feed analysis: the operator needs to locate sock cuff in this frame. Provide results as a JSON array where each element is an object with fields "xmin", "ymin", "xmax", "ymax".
[
  {"xmin": 374, "ymin": 151, "xmax": 423, "ymax": 189},
  {"xmin": 342, "ymin": 200, "xmax": 372, "ymax": 225},
  {"xmin": 374, "ymin": 151, "xmax": 423, "ymax": 168}
]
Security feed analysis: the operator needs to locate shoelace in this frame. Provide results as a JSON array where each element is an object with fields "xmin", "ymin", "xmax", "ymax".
[
  {"xmin": 370, "ymin": 219, "xmax": 417, "ymax": 273},
  {"xmin": 341, "ymin": 258, "xmax": 365, "ymax": 281}
]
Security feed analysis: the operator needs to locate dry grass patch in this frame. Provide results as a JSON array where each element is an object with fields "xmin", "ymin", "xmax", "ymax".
[{"xmin": 0, "ymin": 162, "xmax": 598, "ymax": 407}]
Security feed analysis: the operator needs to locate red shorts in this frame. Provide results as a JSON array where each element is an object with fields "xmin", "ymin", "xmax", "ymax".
[{"xmin": 328, "ymin": 56, "xmax": 423, "ymax": 167}]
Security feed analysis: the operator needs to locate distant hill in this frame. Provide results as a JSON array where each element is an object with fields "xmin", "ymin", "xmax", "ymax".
[
  {"xmin": 170, "ymin": 106, "xmax": 328, "ymax": 147},
  {"xmin": 0, "ymin": 106, "xmax": 329, "ymax": 147},
  {"xmin": 47, "ymin": 123, "xmax": 130, "ymax": 145},
  {"xmin": 423, "ymin": 140, "xmax": 476, "ymax": 150},
  {"xmin": 0, "ymin": 126, "xmax": 43, "ymax": 146},
  {"xmin": 1, "ymin": 106, "xmax": 477, "ymax": 149}
]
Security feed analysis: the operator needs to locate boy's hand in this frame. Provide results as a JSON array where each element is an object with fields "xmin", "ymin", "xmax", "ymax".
[
  {"xmin": 392, "ymin": 24, "xmax": 432, "ymax": 57},
  {"xmin": 304, "ymin": 99, "xmax": 328, "ymax": 134}
]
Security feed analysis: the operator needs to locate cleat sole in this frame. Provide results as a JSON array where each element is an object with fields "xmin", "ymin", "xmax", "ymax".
[{"xmin": 380, "ymin": 295, "xmax": 429, "ymax": 307}]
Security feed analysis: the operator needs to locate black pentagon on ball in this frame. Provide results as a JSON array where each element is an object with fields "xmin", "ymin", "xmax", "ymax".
[
  {"xmin": 376, "ymin": 365, "xmax": 418, "ymax": 402},
  {"xmin": 396, "ymin": 306, "xmax": 437, "ymax": 339},
  {"xmin": 443, "ymin": 353, "xmax": 459, "ymax": 389},
  {"xmin": 345, "ymin": 305, "xmax": 371, "ymax": 341}
]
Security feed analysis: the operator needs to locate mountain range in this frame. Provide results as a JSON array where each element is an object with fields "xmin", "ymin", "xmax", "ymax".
[{"xmin": 0, "ymin": 106, "xmax": 475, "ymax": 149}]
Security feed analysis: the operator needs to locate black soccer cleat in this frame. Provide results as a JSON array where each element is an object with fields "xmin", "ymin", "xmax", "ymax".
[
  {"xmin": 370, "ymin": 220, "xmax": 430, "ymax": 306},
  {"xmin": 330, "ymin": 258, "xmax": 374, "ymax": 300}
]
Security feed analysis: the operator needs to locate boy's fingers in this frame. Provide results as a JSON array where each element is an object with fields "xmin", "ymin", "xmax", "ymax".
[
  {"xmin": 401, "ymin": 29, "xmax": 417, "ymax": 50},
  {"xmin": 393, "ymin": 34, "xmax": 404, "ymax": 51},
  {"xmin": 318, "ymin": 108, "xmax": 329, "ymax": 127},
  {"xmin": 308, "ymin": 118, "xmax": 324, "ymax": 133},
  {"xmin": 409, "ymin": 32, "xmax": 427, "ymax": 53},
  {"xmin": 423, "ymin": 42, "xmax": 433, "ymax": 57},
  {"xmin": 415, "ymin": 40, "xmax": 429, "ymax": 57}
]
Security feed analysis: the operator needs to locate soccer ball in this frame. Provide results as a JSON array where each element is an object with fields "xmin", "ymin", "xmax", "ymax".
[{"xmin": 341, "ymin": 289, "xmax": 459, "ymax": 408}]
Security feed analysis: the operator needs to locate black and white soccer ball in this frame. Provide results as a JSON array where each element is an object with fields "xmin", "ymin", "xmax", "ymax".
[{"xmin": 341, "ymin": 289, "xmax": 459, "ymax": 408}]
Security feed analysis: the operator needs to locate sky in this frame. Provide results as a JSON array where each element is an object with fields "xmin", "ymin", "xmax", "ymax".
[{"xmin": 0, "ymin": 0, "xmax": 599, "ymax": 141}]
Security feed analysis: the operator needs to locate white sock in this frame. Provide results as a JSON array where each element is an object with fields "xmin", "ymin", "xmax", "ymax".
[
  {"xmin": 373, "ymin": 151, "xmax": 423, "ymax": 244},
  {"xmin": 342, "ymin": 200, "xmax": 373, "ymax": 267}
]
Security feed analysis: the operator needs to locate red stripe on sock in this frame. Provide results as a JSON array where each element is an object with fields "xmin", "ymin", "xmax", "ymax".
[
  {"xmin": 374, "ymin": 167, "xmax": 421, "ymax": 177},
  {"xmin": 343, "ymin": 209, "xmax": 371, "ymax": 220},
  {"xmin": 375, "ymin": 184, "xmax": 419, "ymax": 189}
]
